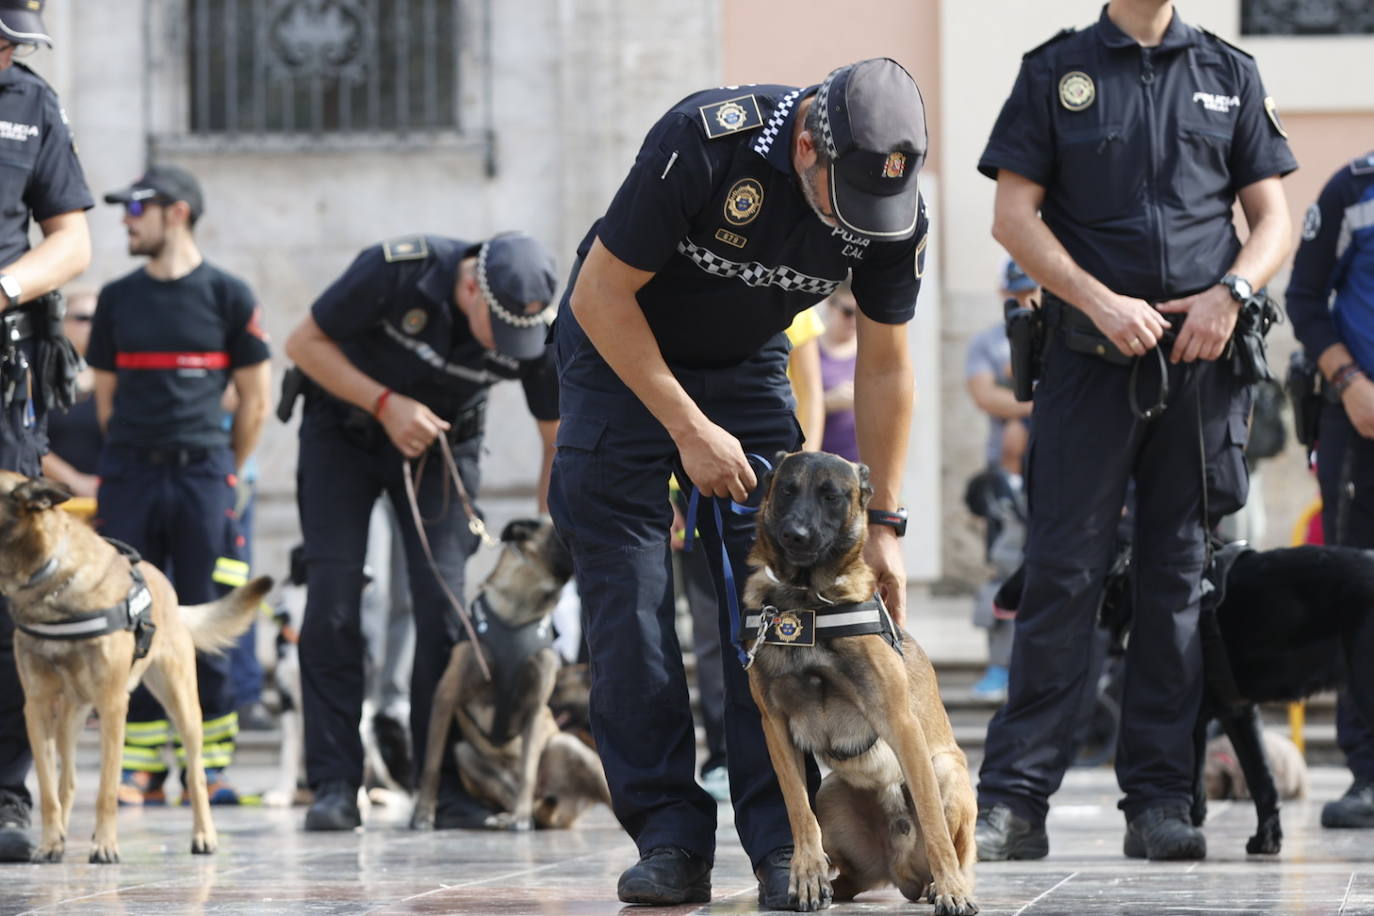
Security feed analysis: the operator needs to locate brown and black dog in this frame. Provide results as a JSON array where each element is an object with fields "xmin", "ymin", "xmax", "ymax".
[
  {"xmin": 0, "ymin": 472, "xmax": 271, "ymax": 863},
  {"xmin": 744, "ymin": 452, "xmax": 977, "ymax": 914},
  {"xmin": 411, "ymin": 518, "xmax": 610, "ymax": 831}
]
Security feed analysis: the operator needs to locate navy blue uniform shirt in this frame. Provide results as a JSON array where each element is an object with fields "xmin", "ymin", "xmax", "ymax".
[
  {"xmin": 580, "ymin": 84, "xmax": 929, "ymax": 369},
  {"xmin": 0, "ymin": 62, "xmax": 92, "ymax": 265},
  {"xmin": 87, "ymin": 262, "xmax": 270, "ymax": 449},
  {"xmin": 1286, "ymin": 153, "xmax": 1374, "ymax": 370},
  {"xmin": 979, "ymin": 6, "xmax": 1296, "ymax": 301},
  {"xmin": 310, "ymin": 235, "xmax": 557, "ymax": 422}
]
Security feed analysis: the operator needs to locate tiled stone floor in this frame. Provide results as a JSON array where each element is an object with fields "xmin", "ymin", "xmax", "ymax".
[{"xmin": 4, "ymin": 762, "xmax": 1373, "ymax": 914}]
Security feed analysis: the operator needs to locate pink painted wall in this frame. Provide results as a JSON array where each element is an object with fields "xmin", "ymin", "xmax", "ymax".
[
  {"xmin": 1279, "ymin": 113, "xmax": 1374, "ymax": 229},
  {"xmin": 720, "ymin": 1, "xmax": 942, "ymax": 177}
]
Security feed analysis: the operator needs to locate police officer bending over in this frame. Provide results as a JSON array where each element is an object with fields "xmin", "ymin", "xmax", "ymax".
[
  {"xmin": 0, "ymin": 0, "xmax": 94, "ymax": 863},
  {"xmin": 1285, "ymin": 150, "xmax": 1374, "ymax": 831},
  {"xmin": 973, "ymin": 0, "xmax": 1295, "ymax": 863},
  {"xmin": 284, "ymin": 232, "xmax": 559, "ymax": 831},
  {"xmin": 550, "ymin": 59, "xmax": 928, "ymax": 908}
]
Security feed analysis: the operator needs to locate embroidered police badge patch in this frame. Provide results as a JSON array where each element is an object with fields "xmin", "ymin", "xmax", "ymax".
[
  {"xmin": 402, "ymin": 308, "xmax": 428, "ymax": 334},
  {"xmin": 699, "ymin": 94, "xmax": 763, "ymax": 138},
  {"xmin": 1302, "ymin": 203, "xmax": 1321, "ymax": 242},
  {"xmin": 383, "ymin": 236, "xmax": 429, "ymax": 262},
  {"xmin": 724, "ymin": 178, "xmax": 765, "ymax": 226},
  {"xmin": 764, "ymin": 610, "xmax": 815, "ymax": 647},
  {"xmin": 1058, "ymin": 71, "xmax": 1095, "ymax": 111},
  {"xmin": 1264, "ymin": 96, "xmax": 1288, "ymax": 139}
]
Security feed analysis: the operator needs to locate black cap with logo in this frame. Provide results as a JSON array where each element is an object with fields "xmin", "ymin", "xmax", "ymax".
[
  {"xmin": 813, "ymin": 58, "xmax": 927, "ymax": 241},
  {"xmin": 475, "ymin": 233, "xmax": 558, "ymax": 361},
  {"xmin": 103, "ymin": 164, "xmax": 205, "ymax": 221},
  {"xmin": 0, "ymin": 0, "xmax": 50, "ymax": 48}
]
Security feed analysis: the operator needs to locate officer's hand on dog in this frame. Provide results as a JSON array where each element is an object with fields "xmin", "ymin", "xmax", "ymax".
[
  {"xmin": 1091, "ymin": 292, "xmax": 1171, "ymax": 358},
  {"xmin": 1158, "ymin": 285, "xmax": 1240, "ymax": 364},
  {"xmin": 865, "ymin": 527, "xmax": 907, "ymax": 628},
  {"xmin": 1341, "ymin": 375, "xmax": 1374, "ymax": 439},
  {"xmin": 676, "ymin": 422, "xmax": 755, "ymax": 503},
  {"xmin": 377, "ymin": 393, "xmax": 451, "ymax": 459}
]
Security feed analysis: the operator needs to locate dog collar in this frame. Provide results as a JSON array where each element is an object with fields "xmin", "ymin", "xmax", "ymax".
[
  {"xmin": 740, "ymin": 596, "xmax": 900, "ymax": 653},
  {"xmin": 13, "ymin": 538, "xmax": 157, "ymax": 661}
]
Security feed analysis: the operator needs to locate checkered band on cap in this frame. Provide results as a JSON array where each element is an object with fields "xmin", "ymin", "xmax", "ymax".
[
  {"xmin": 753, "ymin": 89, "xmax": 801, "ymax": 157},
  {"xmin": 814, "ymin": 71, "xmax": 840, "ymax": 160},
  {"xmin": 677, "ymin": 239, "xmax": 840, "ymax": 296},
  {"xmin": 477, "ymin": 238, "xmax": 555, "ymax": 329}
]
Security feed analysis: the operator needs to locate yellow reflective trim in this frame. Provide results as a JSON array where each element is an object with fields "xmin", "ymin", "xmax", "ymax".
[
  {"xmin": 120, "ymin": 757, "xmax": 169, "ymax": 773},
  {"xmin": 124, "ymin": 719, "xmax": 171, "ymax": 736},
  {"xmin": 199, "ymin": 711, "xmax": 240, "ymax": 742},
  {"xmin": 213, "ymin": 556, "xmax": 250, "ymax": 586}
]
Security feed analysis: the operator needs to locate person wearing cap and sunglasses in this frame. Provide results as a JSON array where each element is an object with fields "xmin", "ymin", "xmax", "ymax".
[
  {"xmin": 283, "ymin": 231, "xmax": 559, "ymax": 832},
  {"xmin": 0, "ymin": 0, "xmax": 96, "ymax": 865},
  {"xmin": 972, "ymin": 0, "xmax": 1295, "ymax": 865},
  {"xmin": 548, "ymin": 59, "xmax": 930, "ymax": 909},
  {"xmin": 87, "ymin": 164, "xmax": 272, "ymax": 808}
]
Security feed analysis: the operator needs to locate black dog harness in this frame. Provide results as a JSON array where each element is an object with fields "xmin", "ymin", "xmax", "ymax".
[
  {"xmin": 739, "ymin": 593, "xmax": 901, "ymax": 668},
  {"xmin": 470, "ymin": 591, "xmax": 554, "ymax": 745},
  {"xmin": 13, "ymin": 538, "xmax": 157, "ymax": 661}
]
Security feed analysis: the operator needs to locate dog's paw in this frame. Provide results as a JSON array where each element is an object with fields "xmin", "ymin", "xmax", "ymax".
[
  {"xmin": 788, "ymin": 851, "xmax": 833, "ymax": 912},
  {"xmin": 487, "ymin": 812, "xmax": 533, "ymax": 832},
  {"xmin": 1247, "ymin": 820, "xmax": 1282, "ymax": 855},
  {"xmin": 31, "ymin": 841, "xmax": 63, "ymax": 864},
  {"xmin": 88, "ymin": 843, "xmax": 120, "ymax": 865},
  {"xmin": 932, "ymin": 891, "xmax": 979, "ymax": 916},
  {"xmin": 191, "ymin": 832, "xmax": 217, "ymax": 855},
  {"xmin": 409, "ymin": 808, "xmax": 436, "ymax": 831}
]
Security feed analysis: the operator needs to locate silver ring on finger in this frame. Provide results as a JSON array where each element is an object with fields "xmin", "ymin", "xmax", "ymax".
[{"xmin": 1130, "ymin": 337, "xmax": 1142, "ymax": 351}]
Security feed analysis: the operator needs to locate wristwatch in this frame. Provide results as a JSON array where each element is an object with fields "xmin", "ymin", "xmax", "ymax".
[
  {"xmin": 867, "ymin": 507, "xmax": 908, "ymax": 537},
  {"xmin": 0, "ymin": 273, "xmax": 21, "ymax": 309},
  {"xmin": 1219, "ymin": 273, "xmax": 1253, "ymax": 304}
]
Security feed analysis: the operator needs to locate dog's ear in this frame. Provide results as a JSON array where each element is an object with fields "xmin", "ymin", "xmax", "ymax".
[
  {"xmin": 11, "ymin": 478, "xmax": 72, "ymax": 512},
  {"xmin": 854, "ymin": 462, "xmax": 873, "ymax": 509},
  {"xmin": 500, "ymin": 518, "xmax": 542, "ymax": 544}
]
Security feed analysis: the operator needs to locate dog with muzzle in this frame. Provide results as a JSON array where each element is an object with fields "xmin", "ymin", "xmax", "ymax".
[
  {"xmin": 742, "ymin": 451, "xmax": 977, "ymax": 914},
  {"xmin": 0, "ymin": 472, "xmax": 272, "ymax": 863}
]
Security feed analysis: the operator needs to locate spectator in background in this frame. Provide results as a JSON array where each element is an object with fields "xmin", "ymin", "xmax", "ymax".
[
  {"xmin": 42, "ymin": 289, "xmax": 101, "ymax": 498},
  {"xmin": 964, "ymin": 259, "xmax": 1037, "ymax": 700},
  {"xmin": 818, "ymin": 280, "xmax": 859, "ymax": 461},
  {"xmin": 786, "ymin": 306, "xmax": 825, "ymax": 451}
]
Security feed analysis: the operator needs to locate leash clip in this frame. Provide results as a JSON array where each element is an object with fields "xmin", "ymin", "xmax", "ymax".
[{"xmin": 743, "ymin": 605, "xmax": 778, "ymax": 670}]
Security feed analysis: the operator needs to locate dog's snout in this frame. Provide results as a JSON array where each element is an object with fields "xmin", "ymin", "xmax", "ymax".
[{"xmin": 778, "ymin": 523, "xmax": 813, "ymax": 552}]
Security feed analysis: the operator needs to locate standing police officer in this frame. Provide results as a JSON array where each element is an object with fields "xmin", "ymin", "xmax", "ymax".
[
  {"xmin": 284, "ymin": 231, "xmax": 558, "ymax": 831},
  {"xmin": 91, "ymin": 165, "xmax": 273, "ymax": 805},
  {"xmin": 550, "ymin": 59, "xmax": 929, "ymax": 908},
  {"xmin": 0, "ymin": 0, "xmax": 94, "ymax": 864},
  {"xmin": 973, "ymin": 0, "xmax": 1295, "ymax": 862},
  {"xmin": 1285, "ymin": 150, "xmax": 1374, "ymax": 830}
]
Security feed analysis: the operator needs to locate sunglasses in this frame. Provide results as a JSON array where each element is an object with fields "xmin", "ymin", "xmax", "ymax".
[{"xmin": 123, "ymin": 198, "xmax": 171, "ymax": 217}]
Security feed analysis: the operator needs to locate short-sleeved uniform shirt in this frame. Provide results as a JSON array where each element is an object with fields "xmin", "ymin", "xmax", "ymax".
[
  {"xmin": 309, "ymin": 235, "xmax": 557, "ymax": 423},
  {"xmin": 1286, "ymin": 153, "xmax": 1374, "ymax": 371},
  {"xmin": 87, "ymin": 262, "xmax": 270, "ymax": 450},
  {"xmin": 979, "ymin": 8, "xmax": 1296, "ymax": 301},
  {"xmin": 580, "ymin": 84, "xmax": 930, "ymax": 369},
  {"xmin": 0, "ymin": 62, "xmax": 92, "ymax": 267},
  {"xmin": 965, "ymin": 323, "xmax": 1015, "ymax": 466}
]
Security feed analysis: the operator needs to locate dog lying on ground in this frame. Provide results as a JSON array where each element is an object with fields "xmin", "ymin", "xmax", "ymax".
[
  {"xmin": 0, "ymin": 472, "xmax": 272, "ymax": 863},
  {"xmin": 742, "ymin": 452, "xmax": 977, "ymax": 914},
  {"xmin": 1205, "ymin": 728, "xmax": 1308, "ymax": 804},
  {"xmin": 998, "ymin": 541, "xmax": 1374, "ymax": 855},
  {"xmin": 411, "ymin": 518, "xmax": 610, "ymax": 831}
]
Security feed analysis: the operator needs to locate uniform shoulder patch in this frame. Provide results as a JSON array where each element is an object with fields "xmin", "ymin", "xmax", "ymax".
[
  {"xmin": 1351, "ymin": 154, "xmax": 1374, "ymax": 176},
  {"xmin": 1199, "ymin": 28, "xmax": 1255, "ymax": 59},
  {"xmin": 1024, "ymin": 27, "xmax": 1076, "ymax": 59},
  {"xmin": 698, "ymin": 94, "xmax": 763, "ymax": 139},
  {"xmin": 383, "ymin": 236, "xmax": 430, "ymax": 262}
]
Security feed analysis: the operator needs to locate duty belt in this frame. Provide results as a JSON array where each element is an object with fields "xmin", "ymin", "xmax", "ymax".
[{"xmin": 1, "ymin": 307, "xmax": 36, "ymax": 343}]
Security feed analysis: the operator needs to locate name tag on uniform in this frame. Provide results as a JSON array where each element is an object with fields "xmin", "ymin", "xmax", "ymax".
[{"xmin": 699, "ymin": 94, "xmax": 763, "ymax": 139}]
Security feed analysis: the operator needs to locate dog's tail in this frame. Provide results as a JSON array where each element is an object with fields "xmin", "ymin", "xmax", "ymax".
[{"xmin": 180, "ymin": 576, "xmax": 275, "ymax": 654}]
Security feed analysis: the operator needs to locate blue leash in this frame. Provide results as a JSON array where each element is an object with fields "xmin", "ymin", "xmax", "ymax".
[{"xmin": 682, "ymin": 453, "xmax": 770, "ymax": 668}]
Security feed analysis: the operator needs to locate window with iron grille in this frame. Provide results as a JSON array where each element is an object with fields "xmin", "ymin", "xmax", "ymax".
[
  {"xmin": 187, "ymin": 0, "xmax": 462, "ymax": 135},
  {"xmin": 1241, "ymin": 0, "xmax": 1374, "ymax": 35}
]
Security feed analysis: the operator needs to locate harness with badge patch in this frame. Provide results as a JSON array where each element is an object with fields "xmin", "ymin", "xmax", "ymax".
[
  {"xmin": 13, "ymin": 538, "xmax": 157, "ymax": 661},
  {"xmin": 739, "ymin": 590, "xmax": 902, "ymax": 669}
]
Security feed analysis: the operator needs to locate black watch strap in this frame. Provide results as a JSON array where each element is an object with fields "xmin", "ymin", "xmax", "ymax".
[{"xmin": 867, "ymin": 507, "xmax": 908, "ymax": 537}]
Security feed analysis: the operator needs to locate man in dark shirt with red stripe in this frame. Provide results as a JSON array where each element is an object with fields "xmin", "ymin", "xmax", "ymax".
[{"xmin": 87, "ymin": 164, "xmax": 271, "ymax": 805}]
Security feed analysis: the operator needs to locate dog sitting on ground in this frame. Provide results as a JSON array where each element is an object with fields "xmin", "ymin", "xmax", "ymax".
[
  {"xmin": 998, "ymin": 541, "xmax": 1374, "ymax": 855},
  {"xmin": 0, "ymin": 472, "xmax": 272, "ymax": 863},
  {"xmin": 410, "ymin": 518, "xmax": 610, "ymax": 831},
  {"xmin": 1205, "ymin": 728, "xmax": 1308, "ymax": 804},
  {"xmin": 742, "ymin": 451, "xmax": 977, "ymax": 914}
]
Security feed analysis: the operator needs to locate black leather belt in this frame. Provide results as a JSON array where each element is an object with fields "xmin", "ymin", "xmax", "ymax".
[{"xmin": 134, "ymin": 447, "xmax": 211, "ymax": 467}]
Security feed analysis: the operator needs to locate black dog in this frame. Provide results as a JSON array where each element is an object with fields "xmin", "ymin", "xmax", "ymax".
[{"xmin": 998, "ymin": 542, "xmax": 1374, "ymax": 854}]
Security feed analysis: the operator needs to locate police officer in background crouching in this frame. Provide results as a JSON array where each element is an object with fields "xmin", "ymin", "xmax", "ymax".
[
  {"xmin": 973, "ymin": 0, "xmax": 1295, "ymax": 863},
  {"xmin": 284, "ymin": 232, "xmax": 559, "ymax": 831},
  {"xmin": 0, "ymin": 0, "xmax": 94, "ymax": 863}
]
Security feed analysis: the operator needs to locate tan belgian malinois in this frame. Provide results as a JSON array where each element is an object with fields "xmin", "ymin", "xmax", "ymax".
[
  {"xmin": 0, "ymin": 472, "xmax": 272, "ymax": 863},
  {"xmin": 743, "ymin": 452, "xmax": 977, "ymax": 914}
]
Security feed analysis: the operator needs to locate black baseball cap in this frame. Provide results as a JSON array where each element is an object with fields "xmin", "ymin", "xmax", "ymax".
[
  {"xmin": 813, "ymin": 58, "xmax": 927, "ymax": 240},
  {"xmin": 103, "ymin": 164, "xmax": 205, "ymax": 221},
  {"xmin": 0, "ymin": 0, "xmax": 50, "ymax": 48},
  {"xmin": 475, "ymin": 233, "xmax": 558, "ymax": 361}
]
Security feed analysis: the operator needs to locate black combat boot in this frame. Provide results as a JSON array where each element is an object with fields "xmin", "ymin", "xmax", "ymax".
[
  {"xmin": 304, "ymin": 780, "xmax": 362, "ymax": 831},
  {"xmin": 0, "ymin": 788, "xmax": 33, "ymax": 862},
  {"xmin": 1321, "ymin": 779, "xmax": 1374, "ymax": 829},
  {"xmin": 1124, "ymin": 802, "xmax": 1206, "ymax": 860},
  {"xmin": 616, "ymin": 846, "xmax": 711, "ymax": 905},
  {"xmin": 975, "ymin": 803, "xmax": 1048, "ymax": 861}
]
